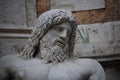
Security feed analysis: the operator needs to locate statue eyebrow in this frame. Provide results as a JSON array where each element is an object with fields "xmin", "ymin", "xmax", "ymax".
[
  {"xmin": 51, "ymin": 25, "xmax": 63, "ymax": 29},
  {"xmin": 51, "ymin": 23, "xmax": 71, "ymax": 33}
]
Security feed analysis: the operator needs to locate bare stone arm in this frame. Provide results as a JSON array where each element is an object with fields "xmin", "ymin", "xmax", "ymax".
[
  {"xmin": 88, "ymin": 59, "xmax": 106, "ymax": 80},
  {"xmin": 74, "ymin": 58, "xmax": 106, "ymax": 80}
]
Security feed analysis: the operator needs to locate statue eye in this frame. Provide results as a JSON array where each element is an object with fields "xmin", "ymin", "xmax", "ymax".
[
  {"xmin": 57, "ymin": 27, "xmax": 63, "ymax": 31},
  {"xmin": 54, "ymin": 27, "xmax": 63, "ymax": 32}
]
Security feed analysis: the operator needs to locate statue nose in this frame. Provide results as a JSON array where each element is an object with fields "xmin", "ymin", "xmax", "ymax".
[{"xmin": 59, "ymin": 30, "xmax": 68, "ymax": 40}]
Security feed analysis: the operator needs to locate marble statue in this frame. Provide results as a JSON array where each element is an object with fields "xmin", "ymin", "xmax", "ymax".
[{"xmin": 0, "ymin": 9, "xmax": 105, "ymax": 80}]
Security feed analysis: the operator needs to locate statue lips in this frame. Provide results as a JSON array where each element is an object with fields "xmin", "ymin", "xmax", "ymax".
[{"xmin": 55, "ymin": 40, "xmax": 65, "ymax": 48}]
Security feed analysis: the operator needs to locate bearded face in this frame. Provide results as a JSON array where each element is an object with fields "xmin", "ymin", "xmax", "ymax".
[{"xmin": 38, "ymin": 22, "xmax": 72, "ymax": 63}]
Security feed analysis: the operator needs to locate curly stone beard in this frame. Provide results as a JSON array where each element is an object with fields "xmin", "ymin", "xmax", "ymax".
[{"xmin": 39, "ymin": 38, "xmax": 69, "ymax": 63}]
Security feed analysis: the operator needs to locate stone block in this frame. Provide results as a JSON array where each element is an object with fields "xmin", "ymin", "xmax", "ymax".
[
  {"xmin": 0, "ymin": 0, "xmax": 26, "ymax": 27},
  {"xmin": 0, "ymin": 0, "xmax": 37, "ymax": 27},
  {"xmin": 74, "ymin": 42, "xmax": 114, "ymax": 57},
  {"xmin": 74, "ymin": 21, "xmax": 120, "ymax": 57},
  {"xmin": 112, "ymin": 21, "xmax": 120, "ymax": 40},
  {"xmin": 76, "ymin": 22, "xmax": 113, "ymax": 43},
  {"xmin": 0, "ymin": 42, "xmax": 26, "ymax": 58},
  {"xmin": 50, "ymin": 0, "xmax": 105, "ymax": 11}
]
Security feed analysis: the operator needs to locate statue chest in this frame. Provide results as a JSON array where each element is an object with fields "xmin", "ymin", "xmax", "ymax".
[
  {"xmin": 48, "ymin": 62, "xmax": 88, "ymax": 80},
  {"xmin": 12, "ymin": 59, "xmax": 51, "ymax": 80},
  {"xmin": 13, "ymin": 61, "xmax": 89, "ymax": 80}
]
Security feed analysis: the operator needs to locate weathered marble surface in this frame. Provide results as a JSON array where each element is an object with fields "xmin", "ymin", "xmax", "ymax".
[
  {"xmin": 74, "ymin": 21, "xmax": 120, "ymax": 57},
  {"xmin": 0, "ymin": 0, "xmax": 37, "ymax": 27},
  {"xmin": 50, "ymin": 0, "xmax": 105, "ymax": 11}
]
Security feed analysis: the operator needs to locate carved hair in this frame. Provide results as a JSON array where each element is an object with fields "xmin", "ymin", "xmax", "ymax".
[{"xmin": 21, "ymin": 9, "xmax": 77, "ymax": 59}]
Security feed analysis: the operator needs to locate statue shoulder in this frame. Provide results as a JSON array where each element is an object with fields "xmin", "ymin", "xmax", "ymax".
[
  {"xmin": 74, "ymin": 58, "xmax": 105, "ymax": 80},
  {"xmin": 0, "ymin": 54, "xmax": 23, "ymax": 67},
  {"xmin": 73, "ymin": 58, "xmax": 102, "ymax": 69},
  {"xmin": 0, "ymin": 54, "xmax": 20, "ymax": 61},
  {"xmin": 79, "ymin": 58, "xmax": 104, "ymax": 71}
]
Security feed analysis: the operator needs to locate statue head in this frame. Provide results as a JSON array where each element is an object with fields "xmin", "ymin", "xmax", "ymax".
[{"xmin": 21, "ymin": 9, "xmax": 77, "ymax": 63}]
